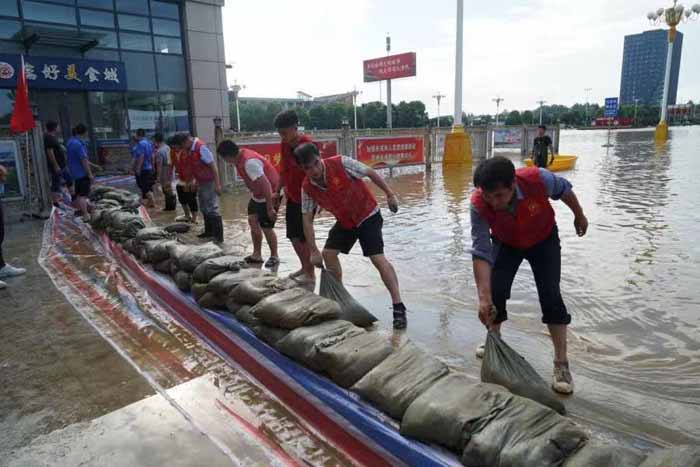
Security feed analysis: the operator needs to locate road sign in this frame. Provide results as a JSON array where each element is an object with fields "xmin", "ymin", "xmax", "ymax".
[{"xmin": 604, "ymin": 97, "xmax": 619, "ymax": 118}]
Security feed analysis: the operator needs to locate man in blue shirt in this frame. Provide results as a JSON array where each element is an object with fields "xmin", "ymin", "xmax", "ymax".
[
  {"xmin": 66, "ymin": 124, "xmax": 94, "ymax": 218},
  {"xmin": 132, "ymin": 128, "xmax": 156, "ymax": 208}
]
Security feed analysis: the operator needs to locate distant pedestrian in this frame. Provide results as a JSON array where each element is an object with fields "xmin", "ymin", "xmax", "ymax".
[
  {"xmin": 44, "ymin": 121, "xmax": 72, "ymax": 207},
  {"xmin": 153, "ymin": 133, "xmax": 175, "ymax": 211},
  {"xmin": 132, "ymin": 129, "xmax": 156, "ymax": 208},
  {"xmin": 66, "ymin": 124, "xmax": 94, "ymax": 219},
  {"xmin": 533, "ymin": 125, "xmax": 555, "ymax": 168},
  {"xmin": 0, "ymin": 164, "xmax": 26, "ymax": 289}
]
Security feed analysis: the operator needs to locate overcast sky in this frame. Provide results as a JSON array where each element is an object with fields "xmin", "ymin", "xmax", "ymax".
[{"xmin": 222, "ymin": 0, "xmax": 700, "ymax": 116}]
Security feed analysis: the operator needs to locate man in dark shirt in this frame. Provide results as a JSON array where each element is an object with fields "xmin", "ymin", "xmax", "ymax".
[
  {"xmin": 44, "ymin": 121, "xmax": 71, "ymax": 206},
  {"xmin": 532, "ymin": 125, "xmax": 554, "ymax": 168}
]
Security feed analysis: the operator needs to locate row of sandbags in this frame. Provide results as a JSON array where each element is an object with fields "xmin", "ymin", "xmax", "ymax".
[{"xmin": 88, "ymin": 186, "xmax": 700, "ymax": 467}]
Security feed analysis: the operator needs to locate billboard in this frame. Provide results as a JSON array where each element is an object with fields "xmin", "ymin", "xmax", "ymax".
[
  {"xmin": 363, "ymin": 52, "xmax": 416, "ymax": 82},
  {"xmin": 355, "ymin": 136, "xmax": 424, "ymax": 168},
  {"xmin": 604, "ymin": 97, "xmax": 619, "ymax": 118},
  {"xmin": 237, "ymin": 139, "xmax": 339, "ymax": 173}
]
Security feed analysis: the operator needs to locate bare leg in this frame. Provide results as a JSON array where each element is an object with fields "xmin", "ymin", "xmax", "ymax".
[
  {"xmin": 262, "ymin": 228, "xmax": 278, "ymax": 258},
  {"xmin": 548, "ymin": 324, "xmax": 568, "ymax": 363},
  {"xmin": 369, "ymin": 254, "xmax": 402, "ymax": 304},
  {"xmin": 322, "ymin": 249, "xmax": 342, "ymax": 282},
  {"xmin": 248, "ymin": 215, "xmax": 263, "ymax": 260},
  {"xmin": 291, "ymin": 239, "xmax": 315, "ymax": 280}
]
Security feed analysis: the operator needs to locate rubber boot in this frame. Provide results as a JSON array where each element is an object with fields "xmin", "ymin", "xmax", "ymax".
[
  {"xmin": 163, "ymin": 192, "xmax": 177, "ymax": 211},
  {"xmin": 197, "ymin": 215, "xmax": 213, "ymax": 238},
  {"xmin": 211, "ymin": 214, "xmax": 224, "ymax": 244}
]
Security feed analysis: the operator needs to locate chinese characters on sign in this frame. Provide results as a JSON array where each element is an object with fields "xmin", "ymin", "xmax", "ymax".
[
  {"xmin": 355, "ymin": 136, "xmax": 424, "ymax": 168},
  {"xmin": 363, "ymin": 52, "xmax": 417, "ymax": 82},
  {"xmin": 604, "ymin": 97, "xmax": 619, "ymax": 118},
  {"xmin": 238, "ymin": 140, "xmax": 339, "ymax": 173}
]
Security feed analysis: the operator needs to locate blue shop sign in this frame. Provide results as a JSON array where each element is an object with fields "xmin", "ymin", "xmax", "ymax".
[
  {"xmin": 604, "ymin": 97, "xmax": 619, "ymax": 118},
  {"xmin": 0, "ymin": 54, "xmax": 127, "ymax": 91}
]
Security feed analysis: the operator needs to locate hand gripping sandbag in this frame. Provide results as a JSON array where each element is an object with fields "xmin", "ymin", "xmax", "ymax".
[
  {"xmin": 352, "ymin": 341, "xmax": 449, "ymax": 419},
  {"xmin": 317, "ymin": 330, "xmax": 394, "ymax": 388},
  {"xmin": 564, "ymin": 442, "xmax": 646, "ymax": 467},
  {"xmin": 319, "ymin": 269, "xmax": 377, "ymax": 327},
  {"xmin": 276, "ymin": 320, "xmax": 365, "ymax": 371},
  {"xmin": 461, "ymin": 393, "xmax": 587, "ymax": 467},
  {"xmin": 192, "ymin": 255, "xmax": 243, "ymax": 283},
  {"xmin": 252, "ymin": 288, "xmax": 340, "ymax": 330},
  {"xmin": 231, "ymin": 276, "xmax": 297, "ymax": 306},
  {"xmin": 638, "ymin": 445, "xmax": 700, "ymax": 467},
  {"xmin": 176, "ymin": 243, "xmax": 223, "ymax": 272},
  {"xmin": 400, "ymin": 374, "xmax": 512, "ymax": 452},
  {"xmin": 206, "ymin": 269, "xmax": 272, "ymax": 296},
  {"xmin": 481, "ymin": 330, "xmax": 566, "ymax": 414}
]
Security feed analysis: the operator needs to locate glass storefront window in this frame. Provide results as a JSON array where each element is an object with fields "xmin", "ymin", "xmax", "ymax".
[
  {"xmin": 0, "ymin": 89, "xmax": 13, "ymax": 125},
  {"xmin": 153, "ymin": 35, "xmax": 181, "ymax": 55},
  {"xmin": 80, "ymin": 9, "xmax": 115, "ymax": 28},
  {"xmin": 151, "ymin": 18, "xmax": 179, "ymax": 37},
  {"xmin": 119, "ymin": 31, "xmax": 152, "ymax": 51},
  {"xmin": 89, "ymin": 92, "xmax": 128, "ymax": 140},
  {"xmin": 150, "ymin": 1, "xmax": 178, "ymax": 19},
  {"xmin": 121, "ymin": 51, "xmax": 157, "ymax": 91},
  {"xmin": 83, "ymin": 48, "xmax": 119, "ymax": 61},
  {"xmin": 81, "ymin": 28, "xmax": 118, "ymax": 48},
  {"xmin": 0, "ymin": 1, "xmax": 19, "ymax": 17},
  {"xmin": 116, "ymin": 0, "xmax": 148, "ymax": 14},
  {"xmin": 155, "ymin": 54, "xmax": 186, "ymax": 90},
  {"xmin": 118, "ymin": 13, "xmax": 149, "ymax": 32},
  {"xmin": 78, "ymin": 0, "xmax": 115, "ymax": 9},
  {"xmin": 0, "ymin": 40, "xmax": 24, "ymax": 53},
  {"xmin": 159, "ymin": 92, "xmax": 190, "ymax": 136},
  {"xmin": 127, "ymin": 92, "xmax": 159, "ymax": 132},
  {"xmin": 0, "ymin": 19, "xmax": 21, "ymax": 40},
  {"xmin": 21, "ymin": 1, "xmax": 77, "ymax": 25}
]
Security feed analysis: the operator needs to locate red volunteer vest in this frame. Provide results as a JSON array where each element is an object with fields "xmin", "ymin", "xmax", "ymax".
[
  {"xmin": 235, "ymin": 148, "xmax": 280, "ymax": 199},
  {"xmin": 302, "ymin": 156, "xmax": 378, "ymax": 230},
  {"xmin": 190, "ymin": 138, "xmax": 215, "ymax": 184},
  {"xmin": 172, "ymin": 148, "xmax": 194, "ymax": 183},
  {"xmin": 471, "ymin": 167, "xmax": 555, "ymax": 249},
  {"xmin": 280, "ymin": 134, "xmax": 313, "ymax": 203}
]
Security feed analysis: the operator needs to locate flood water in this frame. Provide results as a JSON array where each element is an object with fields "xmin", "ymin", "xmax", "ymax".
[{"xmin": 158, "ymin": 126, "xmax": 700, "ymax": 450}]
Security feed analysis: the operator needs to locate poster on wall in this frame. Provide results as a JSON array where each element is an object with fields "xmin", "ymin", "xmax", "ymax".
[
  {"xmin": 355, "ymin": 136, "xmax": 424, "ymax": 168},
  {"xmin": 0, "ymin": 139, "xmax": 24, "ymax": 198},
  {"xmin": 237, "ymin": 139, "xmax": 339, "ymax": 173}
]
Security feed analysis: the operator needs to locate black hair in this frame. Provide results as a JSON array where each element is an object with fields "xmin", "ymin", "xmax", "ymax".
[
  {"xmin": 473, "ymin": 156, "xmax": 516, "ymax": 191},
  {"xmin": 217, "ymin": 140, "xmax": 239, "ymax": 158},
  {"xmin": 153, "ymin": 132, "xmax": 164, "ymax": 143},
  {"xmin": 293, "ymin": 143, "xmax": 319, "ymax": 166},
  {"xmin": 136, "ymin": 128, "xmax": 146, "ymax": 137},
  {"xmin": 46, "ymin": 121, "xmax": 58, "ymax": 132},
  {"xmin": 72, "ymin": 123, "xmax": 87, "ymax": 136},
  {"xmin": 273, "ymin": 109, "xmax": 299, "ymax": 129},
  {"xmin": 169, "ymin": 132, "xmax": 190, "ymax": 147},
  {"xmin": 538, "ymin": 124, "xmax": 546, "ymax": 130}
]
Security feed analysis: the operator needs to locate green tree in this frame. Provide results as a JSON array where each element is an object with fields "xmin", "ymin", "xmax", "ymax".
[
  {"xmin": 505, "ymin": 110, "xmax": 522, "ymax": 125},
  {"xmin": 395, "ymin": 100, "xmax": 428, "ymax": 127},
  {"xmin": 360, "ymin": 101, "xmax": 387, "ymax": 129}
]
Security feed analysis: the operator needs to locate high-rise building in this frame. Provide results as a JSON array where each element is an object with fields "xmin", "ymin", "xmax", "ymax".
[{"xmin": 619, "ymin": 29, "xmax": 683, "ymax": 106}]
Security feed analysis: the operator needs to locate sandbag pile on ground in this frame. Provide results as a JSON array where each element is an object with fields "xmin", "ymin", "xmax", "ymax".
[
  {"xmin": 230, "ymin": 276, "xmax": 299, "ymax": 306},
  {"xmin": 319, "ymin": 269, "xmax": 377, "ymax": 327},
  {"xmin": 252, "ymin": 288, "xmax": 340, "ymax": 329},
  {"xmin": 192, "ymin": 256, "xmax": 243, "ymax": 283},
  {"xmin": 564, "ymin": 442, "xmax": 646, "ymax": 467}
]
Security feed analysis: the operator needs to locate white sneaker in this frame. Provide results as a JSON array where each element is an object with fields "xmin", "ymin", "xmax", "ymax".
[
  {"xmin": 552, "ymin": 362, "xmax": 574, "ymax": 395},
  {"xmin": 0, "ymin": 264, "xmax": 26, "ymax": 279},
  {"xmin": 0, "ymin": 280, "xmax": 6, "ymax": 289},
  {"xmin": 475, "ymin": 343, "xmax": 486, "ymax": 359}
]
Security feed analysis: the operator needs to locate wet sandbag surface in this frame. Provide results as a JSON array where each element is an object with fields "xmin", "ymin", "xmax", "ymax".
[
  {"xmin": 638, "ymin": 445, "xmax": 700, "ymax": 467},
  {"xmin": 481, "ymin": 331, "xmax": 566, "ymax": 414},
  {"xmin": 192, "ymin": 255, "xmax": 243, "ymax": 284},
  {"xmin": 174, "ymin": 271, "xmax": 192, "ymax": 292},
  {"xmin": 254, "ymin": 325, "xmax": 290, "ymax": 347},
  {"xmin": 231, "ymin": 276, "xmax": 297, "ymax": 306},
  {"xmin": 564, "ymin": 442, "xmax": 646, "ymax": 467},
  {"xmin": 277, "ymin": 320, "xmax": 365, "ymax": 371},
  {"xmin": 252, "ymin": 288, "xmax": 340, "ymax": 330},
  {"xmin": 461, "ymin": 393, "xmax": 587, "ymax": 467},
  {"xmin": 319, "ymin": 269, "xmax": 377, "ymax": 327},
  {"xmin": 207, "ymin": 269, "xmax": 271, "ymax": 296},
  {"xmin": 142, "ymin": 239, "xmax": 176, "ymax": 264},
  {"xmin": 176, "ymin": 243, "xmax": 223, "ymax": 272},
  {"xmin": 352, "ymin": 341, "xmax": 449, "ymax": 420},
  {"xmin": 164, "ymin": 222, "xmax": 191, "ymax": 234},
  {"xmin": 191, "ymin": 282, "xmax": 209, "ymax": 301},
  {"xmin": 317, "ymin": 330, "xmax": 393, "ymax": 388},
  {"xmin": 136, "ymin": 227, "xmax": 172, "ymax": 243},
  {"xmin": 234, "ymin": 305, "xmax": 259, "ymax": 327},
  {"xmin": 197, "ymin": 291, "xmax": 227, "ymax": 310},
  {"xmin": 154, "ymin": 258, "xmax": 172, "ymax": 274},
  {"xmin": 401, "ymin": 375, "xmax": 511, "ymax": 452}
]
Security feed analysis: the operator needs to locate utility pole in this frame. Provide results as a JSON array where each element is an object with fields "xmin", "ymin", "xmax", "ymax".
[
  {"xmin": 634, "ymin": 98, "xmax": 640, "ymax": 127},
  {"xmin": 537, "ymin": 100, "xmax": 546, "ymax": 125},
  {"xmin": 352, "ymin": 86, "xmax": 361, "ymax": 130},
  {"xmin": 386, "ymin": 33, "xmax": 392, "ymax": 129},
  {"xmin": 231, "ymin": 82, "xmax": 245, "ymax": 132},
  {"xmin": 433, "ymin": 92, "xmax": 445, "ymax": 128},
  {"xmin": 492, "ymin": 96, "xmax": 504, "ymax": 125}
]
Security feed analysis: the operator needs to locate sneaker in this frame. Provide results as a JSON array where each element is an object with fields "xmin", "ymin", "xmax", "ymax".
[
  {"xmin": 552, "ymin": 361, "xmax": 574, "ymax": 395},
  {"xmin": 0, "ymin": 280, "xmax": 6, "ymax": 289},
  {"xmin": 264, "ymin": 256, "xmax": 280, "ymax": 268},
  {"xmin": 0, "ymin": 264, "xmax": 27, "ymax": 279},
  {"xmin": 175, "ymin": 214, "xmax": 192, "ymax": 222},
  {"xmin": 475, "ymin": 343, "xmax": 486, "ymax": 359},
  {"xmin": 392, "ymin": 310, "xmax": 407, "ymax": 330}
]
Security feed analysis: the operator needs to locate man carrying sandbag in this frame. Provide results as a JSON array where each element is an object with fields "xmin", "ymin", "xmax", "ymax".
[
  {"xmin": 294, "ymin": 143, "xmax": 408, "ymax": 330},
  {"xmin": 170, "ymin": 133, "xmax": 223, "ymax": 243},
  {"xmin": 470, "ymin": 156, "xmax": 588, "ymax": 394},
  {"xmin": 217, "ymin": 140, "xmax": 280, "ymax": 268}
]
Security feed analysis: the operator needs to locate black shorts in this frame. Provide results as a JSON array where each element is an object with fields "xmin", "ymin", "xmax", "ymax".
[
  {"xmin": 136, "ymin": 170, "xmax": 155, "ymax": 197},
  {"xmin": 325, "ymin": 211, "xmax": 384, "ymax": 257},
  {"xmin": 285, "ymin": 200, "xmax": 305, "ymax": 241},
  {"xmin": 248, "ymin": 199, "xmax": 276, "ymax": 229},
  {"xmin": 176, "ymin": 184, "xmax": 198, "ymax": 212},
  {"xmin": 74, "ymin": 176, "xmax": 91, "ymax": 198}
]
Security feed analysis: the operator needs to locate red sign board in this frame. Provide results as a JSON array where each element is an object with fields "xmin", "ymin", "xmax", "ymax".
[
  {"xmin": 355, "ymin": 136, "xmax": 424, "ymax": 168},
  {"xmin": 238, "ymin": 139, "xmax": 338, "ymax": 173},
  {"xmin": 363, "ymin": 52, "xmax": 416, "ymax": 82}
]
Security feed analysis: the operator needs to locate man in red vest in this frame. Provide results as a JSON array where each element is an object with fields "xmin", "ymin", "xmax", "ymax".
[
  {"xmin": 168, "ymin": 143, "xmax": 199, "ymax": 223},
  {"xmin": 273, "ymin": 110, "xmax": 315, "ymax": 286},
  {"xmin": 294, "ymin": 143, "xmax": 408, "ymax": 329},
  {"xmin": 217, "ymin": 140, "xmax": 280, "ymax": 268},
  {"xmin": 171, "ymin": 133, "xmax": 223, "ymax": 243},
  {"xmin": 470, "ymin": 156, "xmax": 588, "ymax": 394}
]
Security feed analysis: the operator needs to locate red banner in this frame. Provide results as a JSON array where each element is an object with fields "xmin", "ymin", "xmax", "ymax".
[
  {"xmin": 363, "ymin": 52, "xmax": 416, "ymax": 82},
  {"xmin": 355, "ymin": 136, "xmax": 424, "ymax": 168},
  {"xmin": 238, "ymin": 139, "xmax": 338, "ymax": 172}
]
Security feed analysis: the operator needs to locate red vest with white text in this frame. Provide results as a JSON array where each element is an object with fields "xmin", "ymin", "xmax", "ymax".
[
  {"xmin": 235, "ymin": 148, "xmax": 279, "ymax": 199},
  {"xmin": 190, "ymin": 138, "xmax": 215, "ymax": 184}
]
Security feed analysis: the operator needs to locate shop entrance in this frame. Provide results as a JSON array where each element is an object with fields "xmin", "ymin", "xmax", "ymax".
[{"xmin": 33, "ymin": 90, "xmax": 90, "ymax": 145}]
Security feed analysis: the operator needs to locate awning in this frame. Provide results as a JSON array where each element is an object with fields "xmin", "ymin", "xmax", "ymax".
[{"xmin": 13, "ymin": 26, "xmax": 105, "ymax": 53}]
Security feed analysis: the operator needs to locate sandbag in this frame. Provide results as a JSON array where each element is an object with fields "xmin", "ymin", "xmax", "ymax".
[
  {"xmin": 176, "ymin": 243, "xmax": 223, "ymax": 272},
  {"xmin": 317, "ymin": 331, "xmax": 393, "ymax": 388},
  {"xmin": 254, "ymin": 325, "xmax": 290, "ymax": 347},
  {"xmin": 319, "ymin": 269, "xmax": 377, "ymax": 327},
  {"xmin": 639, "ymin": 446, "xmax": 700, "ymax": 467},
  {"xmin": 207, "ymin": 269, "xmax": 271, "ymax": 296},
  {"xmin": 174, "ymin": 271, "xmax": 192, "ymax": 292},
  {"xmin": 461, "ymin": 394, "xmax": 587, "ymax": 467},
  {"xmin": 136, "ymin": 227, "xmax": 172, "ymax": 243},
  {"xmin": 252, "ymin": 288, "xmax": 340, "ymax": 330},
  {"xmin": 109, "ymin": 211, "xmax": 145, "ymax": 238},
  {"xmin": 191, "ymin": 282, "xmax": 209, "ymax": 301},
  {"xmin": 234, "ymin": 305, "xmax": 258, "ymax": 327},
  {"xmin": 230, "ymin": 276, "xmax": 297, "ymax": 306},
  {"xmin": 197, "ymin": 292, "xmax": 227, "ymax": 310},
  {"xmin": 154, "ymin": 258, "xmax": 172, "ymax": 274},
  {"xmin": 276, "ymin": 320, "xmax": 365, "ymax": 371},
  {"xmin": 122, "ymin": 238, "xmax": 138, "ymax": 255},
  {"xmin": 400, "ymin": 375, "xmax": 511, "ymax": 451},
  {"xmin": 164, "ymin": 222, "xmax": 191, "ymax": 234},
  {"xmin": 352, "ymin": 341, "xmax": 449, "ymax": 419},
  {"xmin": 192, "ymin": 255, "xmax": 243, "ymax": 283},
  {"xmin": 481, "ymin": 331, "xmax": 565, "ymax": 414},
  {"xmin": 225, "ymin": 296, "xmax": 244, "ymax": 314},
  {"xmin": 564, "ymin": 442, "xmax": 646, "ymax": 467},
  {"xmin": 142, "ymin": 239, "xmax": 175, "ymax": 263}
]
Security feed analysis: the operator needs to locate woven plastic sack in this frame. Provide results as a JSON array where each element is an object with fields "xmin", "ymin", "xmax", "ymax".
[
  {"xmin": 175, "ymin": 243, "xmax": 223, "ymax": 272},
  {"xmin": 142, "ymin": 239, "xmax": 176, "ymax": 263},
  {"xmin": 564, "ymin": 442, "xmax": 646, "ymax": 467},
  {"xmin": 197, "ymin": 292, "xmax": 227, "ymax": 310},
  {"xmin": 164, "ymin": 222, "xmax": 191, "ymax": 234},
  {"xmin": 253, "ymin": 325, "xmax": 290, "ymax": 348},
  {"xmin": 206, "ymin": 269, "xmax": 271, "ymax": 296},
  {"xmin": 638, "ymin": 445, "xmax": 700, "ymax": 467},
  {"xmin": 154, "ymin": 259, "xmax": 172, "ymax": 274},
  {"xmin": 319, "ymin": 269, "xmax": 377, "ymax": 327},
  {"xmin": 135, "ymin": 227, "xmax": 172, "ymax": 243},
  {"xmin": 192, "ymin": 255, "xmax": 243, "ymax": 283},
  {"xmin": 231, "ymin": 276, "xmax": 297, "ymax": 306},
  {"xmin": 174, "ymin": 271, "xmax": 192, "ymax": 292},
  {"xmin": 317, "ymin": 331, "xmax": 393, "ymax": 388},
  {"xmin": 191, "ymin": 282, "xmax": 209, "ymax": 301},
  {"xmin": 252, "ymin": 288, "xmax": 340, "ymax": 330}
]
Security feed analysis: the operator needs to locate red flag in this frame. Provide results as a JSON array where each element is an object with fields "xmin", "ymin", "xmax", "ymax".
[{"xmin": 10, "ymin": 55, "xmax": 35, "ymax": 134}]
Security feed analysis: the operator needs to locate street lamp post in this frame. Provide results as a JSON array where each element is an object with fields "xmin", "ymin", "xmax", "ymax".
[
  {"xmin": 492, "ymin": 96, "xmax": 504, "ymax": 126},
  {"xmin": 634, "ymin": 98, "xmax": 640, "ymax": 127},
  {"xmin": 433, "ymin": 92, "xmax": 445, "ymax": 128},
  {"xmin": 231, "ymin": 82, "xmax": 245, "ymax": 132},
  {"xmin": 537, "ymin": 100, "xmax": 546, "ymax": 125},
  {"xmin": 584, "ymin": 87, "xmax": 592, "ymax": 126},
  {"xmin": 352, "ymin": 87, "xmax": 362, "ymax": 130},
  {"xmin": 386, "ymin": 34, "xmax": 392, "ymax": 129},
  {"xmin": 647, "ymin": 1, "xmax": 699, "ymax": 141}
]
